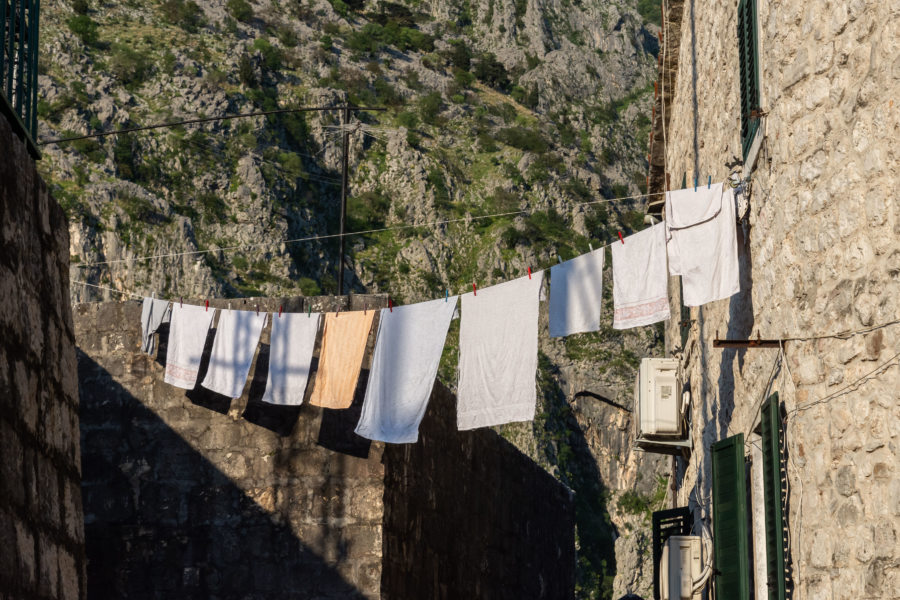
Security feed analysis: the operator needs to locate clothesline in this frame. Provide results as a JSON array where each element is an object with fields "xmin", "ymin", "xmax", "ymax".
[{"xmin": 74, "ymin": 188, "xmax": 663, "ymax": 268}]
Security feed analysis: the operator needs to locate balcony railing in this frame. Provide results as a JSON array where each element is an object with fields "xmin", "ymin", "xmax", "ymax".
[{"xmin": 1, "ymin": 0, "xmax": 40, "ymax": 157}]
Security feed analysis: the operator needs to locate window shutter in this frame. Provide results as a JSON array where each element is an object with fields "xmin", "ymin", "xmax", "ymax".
[
  {"xmin": 738, "ymin": 0, "xmax": 760, "ymax": 159},
  {"xmin": 712, "ymin": 433, "xmax": 750, "ymax": 600},
  {"xmin": 760, "ymin": 393, "xmax": 787, "ymax": 600}
]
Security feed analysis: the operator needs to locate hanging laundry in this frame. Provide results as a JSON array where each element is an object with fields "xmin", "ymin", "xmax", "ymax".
[
  {"xmin": 457, "ymin": 272, "xmax": 543, "ymax": 431},
  {"xmin": 549, "ymin": 248, "xmax": 605, "ymax": 337},
  {"xmin": 308, "ymin": 310, "xmax": 376, "ymax": 409},
  {"xmin": 200, "ymin": 309, "xmax": 267, "ymax": 399},
  {"xmin": 140, "ymin": 297, "xmax": 171, "ymax": 354},
  {"xmin": 164, "ymin": 303, "xmax": 216, "ymax": 389},
  {"xmin": 355, "ymin": 296, "xmax": 459, "ymax": 443},
  {"xmin": 665, "ymin": 182, "xmax": 739, "ymax": 306},
  {"xmin": 261, "ymin": 311, "xmax": 321, "ymax": 406},
  {"xmin": 611, "ymin": 222, "xmax": 670, "ymax": 329}
]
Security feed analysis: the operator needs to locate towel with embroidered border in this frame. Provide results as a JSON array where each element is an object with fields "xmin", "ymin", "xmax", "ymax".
[
  {"xmin": 164, "ymin": 303, "xmax": 216, "ymax": 389},
  {"xmin": 611, "ymin": 222, "xmax": 670, "ymax": 329}
]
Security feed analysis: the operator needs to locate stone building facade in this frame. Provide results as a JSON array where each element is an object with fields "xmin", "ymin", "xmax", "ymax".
[
  {"xmin": 648, "ymin": 0, "xmax": 899, "ymax": 598},
  {"xmin": 74, "ymin": 297, "xmax": 576, "ymax": 599},
  {"xmin": 0, "ymin": 102, "xmax": 87, "ymax": 598}
]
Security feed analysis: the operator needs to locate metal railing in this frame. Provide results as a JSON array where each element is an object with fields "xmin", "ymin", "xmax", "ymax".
[{"xmin": 1, "ymin": 0, "xmax": 40, "ymax": 157}]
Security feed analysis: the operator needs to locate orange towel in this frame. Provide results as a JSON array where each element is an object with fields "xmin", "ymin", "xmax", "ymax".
[{"xmin": 308, "ymin": 310, "xmax": 376, "ymax": 409}]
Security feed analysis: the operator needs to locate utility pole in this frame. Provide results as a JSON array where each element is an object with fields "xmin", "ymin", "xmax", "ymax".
[{"xmin": 338, "ymin": 105, "xmax": 351, "ymax": 296}]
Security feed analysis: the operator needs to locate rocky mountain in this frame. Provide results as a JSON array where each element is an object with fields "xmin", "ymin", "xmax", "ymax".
[{"xmin": 37, "ymin": 0, "xmax": 668, "ymax": 597}]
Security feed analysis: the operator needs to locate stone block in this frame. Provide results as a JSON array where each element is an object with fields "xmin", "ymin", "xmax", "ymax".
[
  {"xmin": 58, "ymin": 548, "xmax": 80, "ymax": 600},
  {"xmin": 0, "ymin": 507, "xmax": 17, "ymax": 578},
  {"xmin": 14, "ymin": 518, "xmax": 36, "ymax": 588},
  {"xmin": 37, "ymin": 533, "xmax": 59, "ymax": 598},
  {"xmin": 37, "ymin": 454, "xmax": 61, "ymax": 530},
  {"xmin": 13, "ymin": 360, "xmax": 39, "ymax": 434},
  {"xmin": 0, "ymin": 418, "xmax": 24, "ymax": 508},
  {"xmin": 64, "ymin": 476, "xmax": 85, "ymax": 545}
]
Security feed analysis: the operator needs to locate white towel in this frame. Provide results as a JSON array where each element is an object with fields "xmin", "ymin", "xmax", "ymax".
[
  {"xmin": 200, "ymin": 309, "xmax": 267, "ymax": 398},
  {"xmin": 355, "ymin": 297, "xmax": 458, "ymax": 443},
  {"xmin": 611, "ymin": 223, "xmax": 670, "ymax": 329},
  {"xmin": 164, "ymin": 304, "xmax": 216, "ymax": 389},
  {"xmin": 457, "ymin": 272, "xmax": 543, "ymax": 431},
  {"xmin": 665, "ymin": 182, "xmax": 739, "ymax": 306},
  {"xmin": 140, "ymin": 298, "xmax": 171, "ymax": 354},
  {"xmin": 549, "ymin": 248, "xmax": 605, "ymax": 337},
  {"xmin": 261, "ymin": 312, "xmax": 321, "ymax": 406}
]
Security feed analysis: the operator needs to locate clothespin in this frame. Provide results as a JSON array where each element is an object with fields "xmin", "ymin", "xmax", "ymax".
[
  {"xmin": 708, "ymin": 175, "xmax": 711, "ymax": 189},
  {"xmin": 445, "ymin": 289, "xmax": 449, "ymax": 302},
  {"xmin": 694, "ymin": 176, "xmax": 698, "ymax": 192},
  {"xmin": 527, "ymin": 267, "xmax": 532, "ymax": 279},
  {"xmin": 255, "ymin": 304, "xmax": 259, "ymax": 315},
  {"xmin": 588, "ymin": 243, "xmax": 593, "ymax": 252},
  {"xmin": 180, "ymin": 297, "xmax": 183, "ymax": 307},
  {"xmin": 278, "ymin": 305, "xmax": 283, "ymax": 318},
  {"xmin": 557, "ymin": 255, "xmax": 562, "ymax": 264},
  {"xmin": 205, "ymin": 300, "xmax": 209, "ymax": 312},
  {"xmin": 389, "ymin": 297, "xmax": 393, "ymax": 312},
  {"xmin": 364, "ymin": 302, "xmax": 368, "ymax": 315},
  {"xmin": 472, "ymin": 283, "xmax": 477, "ymax": 296},
  {"xmin": 617, "ymin": 231, "xmax": 625, "ymax": 244},
  {"xmin": 307, "ymin": 302, "xmax": 311, "ymax": 318},
  {"xmin": 336, "ymin": 304, "xmax": 341, "ymax": 317}
]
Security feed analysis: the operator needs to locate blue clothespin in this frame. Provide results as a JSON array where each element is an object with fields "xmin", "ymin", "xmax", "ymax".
[
  {"xmin": 694, "ymin": 176, "xmax": 697, "ymax": 192},
  {"xmin": 708, "ymin": 175, "xmax": 711, "ymax": 189},
  {"xmin": 445, "ymin": 289, "xmax": 449, "ymax": 302},
  {"xmin": 558, "ymin": 255, "xmax": 563, "ymax": 264}
]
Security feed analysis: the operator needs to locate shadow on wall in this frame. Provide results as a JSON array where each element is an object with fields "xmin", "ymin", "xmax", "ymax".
[{"xmin": 77, "ymin": 349, "xmax": 371, "ymax": 600}]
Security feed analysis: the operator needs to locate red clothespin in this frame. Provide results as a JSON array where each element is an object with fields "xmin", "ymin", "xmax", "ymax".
[
  {"xmin": 472, "ymin": 282, "xmax": 477, "ymax": 296},
  {"xmin": 205, "ymin": 300, "xmax": 209, "ymax": 312},
  {"xmin": 617, "ymin": 231, "xmax": 625, "ymax": 244},
  {"xmin": 527, "ymin": 267, "xmax": 532, "ymax": 279},
  {"xmin": 388, "ymin": 297, "xmax": 393, "ymax": 312},
  {"xmin": 278, "ymin": 305, "xmax": 283, "ymax": 318},
  {"xmin": 336, "ymin": 304, "xmax": 341, "ymax": 317}
]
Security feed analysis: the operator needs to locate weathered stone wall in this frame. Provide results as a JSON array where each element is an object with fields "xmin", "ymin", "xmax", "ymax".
[
  {"xmin": 75, "ymin": 295, "xmax": 388, "ymax": 599},
  {"xmin": 0, "ymin": 113, "xmax": 87, "ymax": 598},
  {"xmin": 75, "ymin": 296, "xmax": 578, "ymax": 599},
  {"xmin": 382, "ymin": 383, "xmax": 576, "ymax": 599},
  {"xmin": 662, "ymin": 1, "xmax": 899, "ymax": 598}
]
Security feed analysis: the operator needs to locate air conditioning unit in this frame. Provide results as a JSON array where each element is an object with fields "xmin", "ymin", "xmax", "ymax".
[
  {"xmin": 634, "ymin": 358, "xmax": 691, "ymax": 454},
  {"xmin": 660, "ymin": 535, "xmax": 703, "ymax": 600}
]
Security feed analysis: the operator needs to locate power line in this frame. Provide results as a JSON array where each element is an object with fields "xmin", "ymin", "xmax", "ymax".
[
  {"xmin": 39, "ymin": 105, "xmax": 388, "ymax": 145},
  {"xmin": 75, "ymin": 189, "xmax": 661, "ymax": 268}
]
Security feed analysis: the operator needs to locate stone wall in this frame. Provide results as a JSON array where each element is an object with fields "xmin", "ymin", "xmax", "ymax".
[
  {"xmin": 75, "ymin": 297, "xmax": 577, "ymax": 598},
  {"xmin": 661, "ymin": 1, "xmax": 899, "ymax": 598},
  {"xmin": 382, "ymin": 383, "xmax": 576, "ymax": 599},
  {"xmin": 75, "ymin": 295, "xmax": 388, "ymax": 599},
  {"xmin": 0, "ymin": 113, "xmax": 87, "ymax": 598}
]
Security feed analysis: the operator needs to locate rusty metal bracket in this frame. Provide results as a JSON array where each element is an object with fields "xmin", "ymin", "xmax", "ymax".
[{"xmin": 713, "ymin": 330, "xmax": 783, "ymax": 349}]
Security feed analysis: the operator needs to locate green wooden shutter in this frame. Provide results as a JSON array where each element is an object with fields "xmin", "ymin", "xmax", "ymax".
[
  {"xmin": 738, "ymin": 0, "xmax": 760, "ymax": 159},
  {"xmin": 760, "ymin": 393, "xmax": 787, "ymax": 600},
  {"xmin": 712, "ymin": 433, "xmax": 750, "ymax": 600}
]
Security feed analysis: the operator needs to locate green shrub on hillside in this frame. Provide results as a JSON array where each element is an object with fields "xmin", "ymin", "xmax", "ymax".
[
  {"xmin": 161, "ymin": 0, "xmax": 204, "ymax": 32},
  {"xmin": 252, "ymin": 38, "xmax": 283, "ymax": 71},
  {"xmin": 109, "ymin": 44, "xmax": 152, "ymax": 88},
  {"xmin": 67, "ymin": 15, "xmax": 100, "ymax": 46},
  {"xmin": 419, "ymin": 91, "xmax": 443, "ymax": 125},
  {"xmin": 226, "ymin": 0, "xmax": 253, "ymax": 22},
  {"xmin": 473, "ymin": 52, "xmax": 510, "ymax": 91},
  {"xmin": 496, "ymin": 127, "xmax": 548, "ymax": 153}
]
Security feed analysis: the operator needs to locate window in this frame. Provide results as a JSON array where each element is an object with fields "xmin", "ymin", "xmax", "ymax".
[
  {"xmin": 712, "ymin": 433, "xmax": 751, "ymax": 600},
  {"xmin": 760, "ymin": 393, "xmax": 788, "ymax": 600},
  {"xmin": 738, "ymin": 0, "xmax": 760, "ymax": 161}
]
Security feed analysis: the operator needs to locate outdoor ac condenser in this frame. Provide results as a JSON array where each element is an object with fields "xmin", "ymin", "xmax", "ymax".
[
  {"xmin": 634, "ymin": 358, "xmax": 681, "ymax": 438},
  {"xmin": 659, "ymin": 535, "xmax": 703, "ymax": 600}
]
